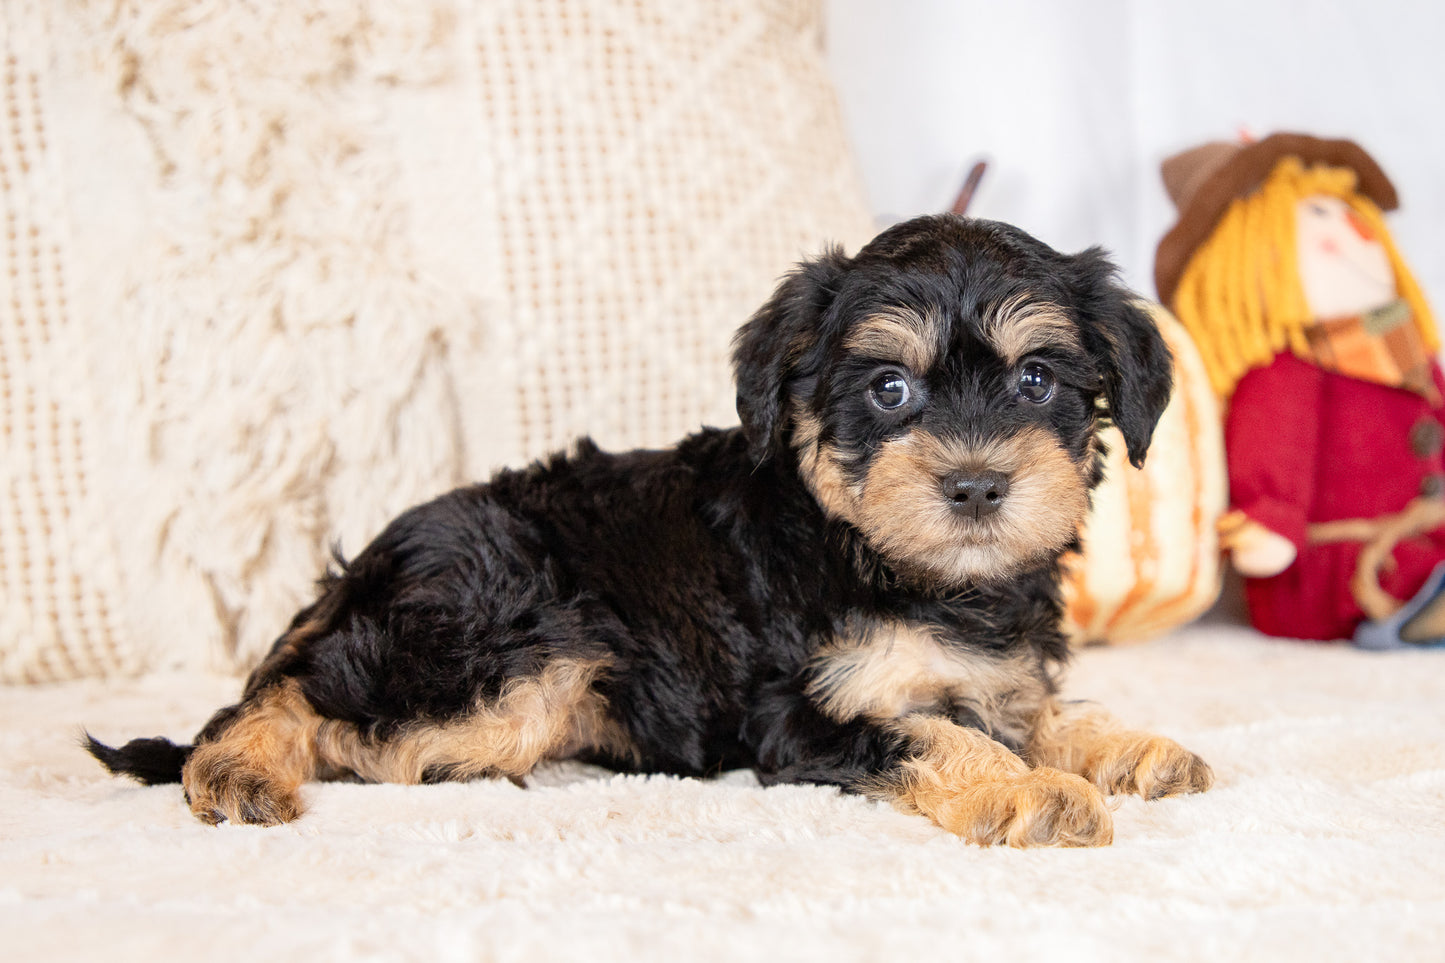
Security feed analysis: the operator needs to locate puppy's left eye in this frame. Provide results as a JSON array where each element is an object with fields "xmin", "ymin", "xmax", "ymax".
[
  {"xmin": 869, "ymin": 371, "xmax": 912, "ymax": 410},
  {"xmin": 1018, "ymin": 362, "xmax": 1055, "ymax": 404}
]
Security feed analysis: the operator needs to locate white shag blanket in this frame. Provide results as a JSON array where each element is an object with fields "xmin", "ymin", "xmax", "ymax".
[{"xmin": 4, "ymin": 622, "xmax": 1443, "ymax": 962}]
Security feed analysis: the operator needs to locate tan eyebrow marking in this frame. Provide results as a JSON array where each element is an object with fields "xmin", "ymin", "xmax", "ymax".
[
  {"xmin": 983, "ymin": 295, "xmax": 1080, "ymax": 365},
  {"xmin": 843, "ymin": 308, "xmax": 946, "ymax": 372}
]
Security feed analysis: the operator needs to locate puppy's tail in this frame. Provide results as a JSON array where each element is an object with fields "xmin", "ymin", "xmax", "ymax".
[{"xmin": 83, "ymin": 732, "xmax": 192, "ymax": 785}]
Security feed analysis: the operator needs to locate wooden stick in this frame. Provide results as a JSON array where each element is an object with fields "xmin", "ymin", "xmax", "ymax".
[{"xmin": 949, "ymin": 161, "xmax": 988, "ymax": 217}]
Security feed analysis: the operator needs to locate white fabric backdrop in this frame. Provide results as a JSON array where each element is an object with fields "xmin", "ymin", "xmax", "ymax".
[{"xmin": 825, "ymin": 0, "xmax": 1445, "ymax": 306}]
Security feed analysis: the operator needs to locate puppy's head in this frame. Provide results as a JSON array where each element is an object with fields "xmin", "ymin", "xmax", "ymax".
[{"xmin": 733, "ymin": 215, "xmax": 1172, "ymax": 586}]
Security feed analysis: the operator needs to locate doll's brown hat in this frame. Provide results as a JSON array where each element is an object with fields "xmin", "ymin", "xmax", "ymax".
[{"xmin": 1153, "ymin": 132, "xmax": 1398, "ymax": 306}]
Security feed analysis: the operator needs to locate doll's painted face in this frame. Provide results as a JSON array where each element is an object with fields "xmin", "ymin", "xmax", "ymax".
[{"xmin": 1295, "ymin": 194, "xmax": 1396, "ymax": 320}]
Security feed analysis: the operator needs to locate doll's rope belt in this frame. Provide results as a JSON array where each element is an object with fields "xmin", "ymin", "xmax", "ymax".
[{"xmin": 1306, "ymin": 496, "xmax": 1445, "ymax": 620}]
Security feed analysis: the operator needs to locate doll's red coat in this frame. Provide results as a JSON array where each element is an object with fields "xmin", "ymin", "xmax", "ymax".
[{"xmin": 1226, "ymin": 351, "xmax": 1445, "ymax": 639}]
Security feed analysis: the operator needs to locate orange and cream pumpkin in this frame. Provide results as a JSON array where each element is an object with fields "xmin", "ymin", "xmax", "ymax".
[{"xmin": 1061, "ymin": 303, "xmax": 1227, "ymax": 644}]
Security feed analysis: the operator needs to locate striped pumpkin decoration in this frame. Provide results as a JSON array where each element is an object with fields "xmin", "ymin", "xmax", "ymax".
[{"xmin": 1061, "ymin": 303, "xmax": 1227, "ymax": 645}]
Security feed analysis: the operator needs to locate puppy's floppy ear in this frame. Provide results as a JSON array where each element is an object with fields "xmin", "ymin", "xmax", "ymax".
[
  {"xmin": 732, "ymin": 247, "xmax": 851, "ymax": 464},
  {"xmin": 1066, "ymin": 247, "xmax": 1173, "ymax": 469}
]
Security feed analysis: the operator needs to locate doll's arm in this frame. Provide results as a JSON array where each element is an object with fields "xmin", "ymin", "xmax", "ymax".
[
  {"xmin": 1218, "ymin": 509, "xmax": 1296, "ymax": 577},
  {"xmin": 1222, "ymin": 354, "xmax": 1325, "ymax": 575}
]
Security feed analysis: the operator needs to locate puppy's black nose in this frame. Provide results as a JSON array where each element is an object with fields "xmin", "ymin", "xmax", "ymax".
[{"xmin": 941, "ymin": 470, "xmax": 1010, "ymax": 519}]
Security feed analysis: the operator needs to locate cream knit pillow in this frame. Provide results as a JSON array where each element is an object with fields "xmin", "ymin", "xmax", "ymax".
[{"xmin": 0, "ymin": 0, "xmax": 874, "ymax": 681}]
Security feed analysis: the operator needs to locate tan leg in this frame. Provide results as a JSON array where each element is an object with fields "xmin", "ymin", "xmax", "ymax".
[
  {"xmin": 876, "ymin": 715, "xmax": 1113, "ymax": 848},
  {"xmin": 183, "ymin": 659, "xmax": 624, "ymax": 826},
  {"xmin": 313, "ymin": 658, "xmax": 625, "ymax": 785},
  {"xmin": 1028, "ymin": 699, "xmax": 1213, "ymax": 800}
]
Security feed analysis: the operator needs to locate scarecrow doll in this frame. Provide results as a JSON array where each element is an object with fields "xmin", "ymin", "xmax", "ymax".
[{"xmin": 1156, "ymin": 132, "xmax": 1445, "ymax": 648}]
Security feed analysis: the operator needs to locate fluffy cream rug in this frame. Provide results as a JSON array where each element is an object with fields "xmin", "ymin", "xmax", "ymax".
[{"xmin": 3, "ymin": 620, "xmax": 1443, "ymax": 962}]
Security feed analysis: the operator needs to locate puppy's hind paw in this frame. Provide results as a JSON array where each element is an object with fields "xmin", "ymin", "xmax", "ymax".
[{"xmin": 183, "ymin": 759, "xmax": 302, "ymax": 827}]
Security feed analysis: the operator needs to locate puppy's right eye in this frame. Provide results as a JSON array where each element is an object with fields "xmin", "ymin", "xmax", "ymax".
[{"xmin": 869, "ymin": 371, "xmax": 911, "ymax": 410}]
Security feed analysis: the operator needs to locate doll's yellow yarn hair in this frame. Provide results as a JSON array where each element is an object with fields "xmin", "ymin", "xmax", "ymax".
[{"xmin": 1171, "ymin": 156, "xmax": 1439, "ymax": 398}]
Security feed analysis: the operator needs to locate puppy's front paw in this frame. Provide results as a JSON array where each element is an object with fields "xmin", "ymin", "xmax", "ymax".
[
  {"xmin": 934, "ymin": 768, "xmax": 1113, "ymax": 848},
  {"xmin": 1090, "ymin": 735, "xmax": 1213, "ymax": 800},
  {"xmin": 182, "ymin": 754, "xmax": 302, "ymax": 826}
]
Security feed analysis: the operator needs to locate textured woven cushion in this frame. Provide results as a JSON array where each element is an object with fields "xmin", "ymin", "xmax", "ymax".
[{"xmin": 0, "ymin": 0, "xmax": 874, "ymax": 681}]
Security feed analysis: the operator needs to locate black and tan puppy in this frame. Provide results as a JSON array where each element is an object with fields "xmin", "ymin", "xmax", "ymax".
[{"xmin": 87, "ymin": 214, "xmax": 1212, "ymax": 846}]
